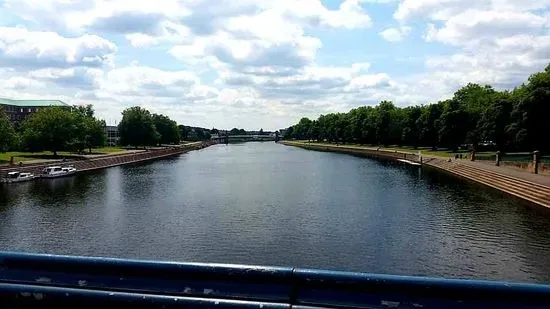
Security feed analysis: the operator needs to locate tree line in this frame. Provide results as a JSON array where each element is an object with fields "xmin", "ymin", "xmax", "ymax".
[
  {"xmin": 285, "ymin": 65, "xmax": 550, "ymax": 153},
  {"xmin": 0, "ymin": 105, "xmax": 106, "ymax": 156},
  {"xmin": 0, "ymin": 105, "xmax": 214, "ymax": 156}
]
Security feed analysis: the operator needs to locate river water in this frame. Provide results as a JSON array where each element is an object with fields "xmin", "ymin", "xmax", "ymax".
[{"xmin": 1, "ymin": 142, "xmax": 550, "ymax": 283}]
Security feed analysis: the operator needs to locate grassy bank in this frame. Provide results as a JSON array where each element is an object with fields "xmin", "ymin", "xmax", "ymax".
[
  {"xmin": 287, "ymin": 141, "xmax": 494, "ymax": 158},
  {"xmin": 0, "ymin": 147, "xmax": 125, "ymax": 164}
]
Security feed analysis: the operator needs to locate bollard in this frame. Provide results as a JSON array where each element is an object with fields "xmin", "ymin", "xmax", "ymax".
[
  {"xmin": 496, "ymin": 151, "xmax": 501, "ymax": 166},
  {"xmin": 9, "ymin": 156, "xmax": 14, "ymax": 166},
  {"xmin": 533, "ymin": 150, "xmax": 540, "ymax": 174},
  {"xmin": 470, "ymin": 150, "xmax": 476, "ymax": 161}
]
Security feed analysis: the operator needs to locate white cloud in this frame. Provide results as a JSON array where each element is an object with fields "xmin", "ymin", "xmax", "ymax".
[
  {"xmin": 29, "ymin": 67, "xmax": 103, "ymax": 89},
  {"xmin": 95, "ymin": 66, "xmax": 224, "ymax": 108},
  {"xmin": 392, "ymin": 0, "xmax": 550, "ymax": 104},
  {"xmin": 4, "ymin": 76, "xmax": 44, "ymax": 90},
  {"xmin": 424, "ymin": 10, "xmax": 547, "ymax": 46},
  {"xmin": 0, "ymin": 26, "xmax": 116, "ymax": 69},
  {"xmin": 379, "ymin": 26, "xmax": 412, "ymax": 42},
  {"xmin": 2, "ymin": 0, "xmax": 550, "ymax": 130},
  {"xmin": 395, "ymin": 0, "xmax": 550, "ymax": 21}
]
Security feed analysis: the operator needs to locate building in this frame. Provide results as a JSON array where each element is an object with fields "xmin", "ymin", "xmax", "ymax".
[
  {"xmin": 0, "ymin": 98, "xmax": 69, "ymax": 125},
  {"xmin": 104, "ymin": 125, "xmax": 119, "ymax": 146}
]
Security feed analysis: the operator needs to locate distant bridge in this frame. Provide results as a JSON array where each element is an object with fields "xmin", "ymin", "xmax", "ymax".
[{"xmin": 211, "ymin": 134, "xmax": 278, "ymax": 144}]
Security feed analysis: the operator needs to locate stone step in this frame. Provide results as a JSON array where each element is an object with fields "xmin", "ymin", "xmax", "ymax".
[
  {"xmin": 449, "ymin": 167, "xmax": 549, "ymax": 200},
  {"xmin": 452, "ymin": 162, "xmax": 550, "ymax": 191},
  {"xmin": 442, "ymin": 166, "xmax": 550, "ymax": 208},
  {"xmin": 447, "ymin": 165, "xmax": 550, "ymax": 200},
  {"xmin": 425, "ymin": 159, "xmax": 550, "ymax": 207}
]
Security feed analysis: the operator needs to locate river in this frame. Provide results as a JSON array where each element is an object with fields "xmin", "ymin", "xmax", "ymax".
[{"xmin": 1, "ymin": 142, "xmax": 550, "ymax": 283}]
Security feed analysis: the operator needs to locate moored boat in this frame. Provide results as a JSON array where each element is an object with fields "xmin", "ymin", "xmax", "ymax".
[
  {"xmin": 41, "ymin": 165, "xmax": 77, "ymax": 179},
  {"xmin": 1, "ymin": 171, "xmax": 36, "ymax": 183}
]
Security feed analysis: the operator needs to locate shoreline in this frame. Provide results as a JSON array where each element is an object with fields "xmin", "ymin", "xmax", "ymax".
[
  {"xmin": 0, "ymin": 141, "xmax": 214, "ymax": 177},
  {"xmin": 280, "ymin": 141, "xmax": 550, "ymax": 210}
]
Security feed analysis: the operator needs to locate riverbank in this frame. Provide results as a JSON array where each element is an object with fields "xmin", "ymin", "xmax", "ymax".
[
  {"xmin": 0, "ymin": 141, "xmax": 213, "ymax": 177},
  {"xmin": 280, "ymin": 141, "xmax": 550, "ymax": 210}
]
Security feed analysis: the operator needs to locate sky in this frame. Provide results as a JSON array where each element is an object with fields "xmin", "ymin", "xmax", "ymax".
[{"xmin": 0, "ymin": 0, "xmax": 549, "ymax": 130}]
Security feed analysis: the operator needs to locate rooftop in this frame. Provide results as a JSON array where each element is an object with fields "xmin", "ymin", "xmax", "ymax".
[{"xmin": 0, "ymin": 98, "xmax": 68, "ymax": 107}]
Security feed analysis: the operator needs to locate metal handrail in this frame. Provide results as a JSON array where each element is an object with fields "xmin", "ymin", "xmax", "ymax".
[{"xmin": 1, "ymin": 251, "xmax": 549, "ymax": 308}]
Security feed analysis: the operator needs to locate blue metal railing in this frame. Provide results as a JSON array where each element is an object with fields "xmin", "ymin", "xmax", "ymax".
[{"xmin": 0, "ymin": 251, "xmax": 549, "ymax": 308}]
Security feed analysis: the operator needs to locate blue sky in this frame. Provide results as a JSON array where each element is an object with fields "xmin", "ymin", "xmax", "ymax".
[{"xmin": 0, "ymin": 0, "xmax": 549, "ymax": 130}]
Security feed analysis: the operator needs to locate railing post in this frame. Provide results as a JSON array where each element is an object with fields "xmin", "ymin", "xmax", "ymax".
[
  {"xmin": 470, "ymin": 150, "xmax": 476, "ymax": 161},
  {"xmin": 533, "ymin": 150, "xmax": 540, "ymax": 174},
  {"xmin": 495, "ymin": 151, "xmax": 501, "ymax": 166}
]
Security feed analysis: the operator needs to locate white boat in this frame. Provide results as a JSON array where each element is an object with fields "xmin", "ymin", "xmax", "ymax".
[
  {"xmin": 62, "ymin": 165, "xmax": 77, "ymax": 174},
  {"xmin": 2, "ymin": 171, "xmax": 36, "ymax": 183},
  {"xmin": 397, "ymin": 159, "xmax": 421, "ymax": 166},
  {"xmin": 41, "ymin": 165, "xmax": 77, "ymax": 179}
]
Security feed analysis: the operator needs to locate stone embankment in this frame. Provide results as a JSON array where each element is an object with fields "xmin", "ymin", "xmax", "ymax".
[
  {"xmin": 0, "ymin": 142, "xmax": 213, "ymax": 176},
  {"xmin": 281, "ymin": 141, "xmax": 550, "ymax": 210}
]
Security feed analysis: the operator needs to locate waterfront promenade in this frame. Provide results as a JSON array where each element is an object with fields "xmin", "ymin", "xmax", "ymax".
[
  {"xmin": 281, "ymin": 141, "xmax": 550, "ymax": 210},
  {"xmin": 0, "ymin": 141, "xmax": 213, "ymax": 176}
]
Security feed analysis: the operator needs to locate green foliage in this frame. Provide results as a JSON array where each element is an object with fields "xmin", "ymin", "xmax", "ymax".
[
  {"xmin": 153, "ymin": 114, "xmax": 180, "ymax": 144},
  {"xmin": 70, "ymin": 105, "xmax": 106, "ymax": 153},
  {"xmin": 19, "ymin": 105, "xmax": 105, "ymax": 155},
  {"xmin": 179, "ymin": 125, "xmax": 212, "ymax": 141},
  {"xmin": 118, "ymin": 107, "xmax": 160, "ymax": 147},
  {"xmin": 285, "ymin": 64, "xmax": 550, "ymax": 153},
  {"xmin": 229, "ymin": 128, "xmax": 247, "ymax": 135},
  {"xmin": 0, "ymin": 109, "xmax": 17, "ymax": 152},
  {"xmin": 21, "ymin": 107, "xmax": 77, "ymax": 156}
]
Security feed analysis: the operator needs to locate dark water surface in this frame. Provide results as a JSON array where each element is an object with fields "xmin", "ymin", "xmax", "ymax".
[{"xmin": 1, "ymin": 143, "xmax": 550, "ymax": 283}]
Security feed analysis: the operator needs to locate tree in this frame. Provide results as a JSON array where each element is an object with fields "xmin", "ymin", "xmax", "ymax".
[
  {"xmin": 153, "ymin": 114, "xmax": 180, "ymax": 145},
  {"xmin": 418, "ymin": 103, "xmax": 443, "ymax": 149},
  {"xmin": 506, "ymin": 65, "xmax": 550, "ymax": 152},
  {"xmin": 293, "ymin": 117, "xmax": 313, "ymax": 140},
  {"xmin": 438, "ymin": 100, "xmax": 468, "ymax": 151},
  {"xmin": 21, "ymin": 107, "xmax": 76, "ymax": 156},
  {"xmin": 0, "ymin": 109, "xmax": 16, "ymax": 152},
  {"xmin": 118, "ymin": 107, "xmax": 159, "ymax": 147},
  {"xmin": 284, "ymin": 126, "xmax": 294, "ymax": 139},
  {"xmin": 401, "ymin": 106, "xmax": 422, "ymax": 147},
  {"xmin": 285, "ymin": 64, "xmax": 550, "ymax": 153},
  {"xmin": 375, "ymin": 101, "xmax": 395, "ymax": 146},
  {"xmin": 478, "ymin": 93, "xmax": 512, "ymax": 150},
  {"xmin": 70, "ymin": 105, "xmax": 105, "ymax": 153},
  {"xmin": 84, "ymin": 118, "xmax": 106, "ymax": 153},
  {"xmin": 178, "ymin": 125, "xmax": 189, "ymax": 140}
]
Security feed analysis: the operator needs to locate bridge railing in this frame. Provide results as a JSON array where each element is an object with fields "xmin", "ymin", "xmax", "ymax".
[{"xmin": 1, "ymin": 251, "xmax": 550, "ymax": 308}]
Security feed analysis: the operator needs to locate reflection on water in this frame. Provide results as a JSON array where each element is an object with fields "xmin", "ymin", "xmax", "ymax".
[{"xmin": 1, "ymin": 142, "xmax": 550, "ymax": 284}]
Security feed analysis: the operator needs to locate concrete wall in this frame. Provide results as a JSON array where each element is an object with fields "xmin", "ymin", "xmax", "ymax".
[{"xmin": 498, "ymin": 161, "xmax": 550, "ymax": 175}]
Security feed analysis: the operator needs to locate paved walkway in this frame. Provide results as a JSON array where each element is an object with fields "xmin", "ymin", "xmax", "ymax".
[
  {"xmin": 286, "ymin": 141, "xmax": 550, "ymax": 188},
  {"xmin": 80, "ymin": 149, "xmax": 142, "ymax": 159}
]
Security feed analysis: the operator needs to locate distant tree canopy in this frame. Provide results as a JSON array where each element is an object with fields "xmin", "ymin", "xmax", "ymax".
[
  {"xmin": 0, "ymin": 109, "xmax": 17, "ymax": 152},
  {"xmin": 178, "ymin": 125, "xmax": 212, "ymax": 141},
  {"xmin": 229, "ymin": 128, "xmax": 247, "ymax": 135},
  {"xmin": 19, "ymin": 105, "xmax": 105, "ymax": 156},
  {"xmin": 71, "ymin": 105, "xmax": 106, "ymax": 153},
  {"xmin": 152, "ymin": 114, "xmax": 180, "ymax": 145},
  {"xmin": 118, "ymin": 107, "xmax": 160, "ymax": 147},
  {"xmin": 285, "ymin": 64, "xmax": 550, "ymax": 153}
]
